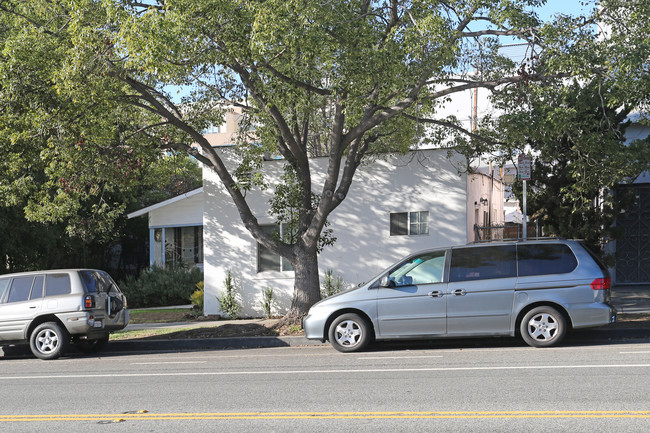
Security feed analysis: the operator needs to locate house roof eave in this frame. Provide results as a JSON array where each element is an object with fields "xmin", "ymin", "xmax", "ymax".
[{"xmin": 127, "ymin": 187, "xmax": 204, "ymax": 219}]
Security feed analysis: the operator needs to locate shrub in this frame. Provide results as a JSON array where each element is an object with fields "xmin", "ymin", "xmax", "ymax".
[
  {"xmin": 321, "ymin": 268, "xmax": 344, "ymax": 298},
  {"xmin": 190, "ymin": 281, "xmax": 204, "ymax": 312},
  {"xmin": 216, "ymin": 270, "xmax": 240, "ymax": 319},
  {"xmin": 260, "ymin": 287, "xmax": 275, "ymax": 318},
  {"xmin": 119, "ymin": 266, "xmax": 203, "ymax": 308}
]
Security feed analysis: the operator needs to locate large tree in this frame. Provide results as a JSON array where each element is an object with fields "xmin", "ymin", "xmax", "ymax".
[
  {"xmin": 495, "ymin": 80, "xmax": 650, "ymax": 257},
  {"xmin": 1, "ymin": 1, "xmax": 649, "ymax": 320}
]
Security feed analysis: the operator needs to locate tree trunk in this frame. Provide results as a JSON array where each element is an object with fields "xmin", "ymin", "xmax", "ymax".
[{"xmin": 282, "ymin": 245, "xmax": 321, "ymax": 324}]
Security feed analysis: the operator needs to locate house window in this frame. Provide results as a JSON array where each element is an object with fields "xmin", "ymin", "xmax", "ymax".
[
  {"xmin": 390, "ymin": 211, "xmax": 429, "ymax": 236},
  {"xmin": 257, "ymin": 224, "xmax": 294, "ymax": 272},
  {"xmin": 152, "ymin": 225, "xmax": 203, "ymax": 269}
]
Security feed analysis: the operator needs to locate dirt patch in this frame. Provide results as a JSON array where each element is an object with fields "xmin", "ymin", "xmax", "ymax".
[
  {"xmin": 139, "ymin": 323, "xmax": 281, "ymax": 340},
  {"xmin": 129, "ymin": 308, "xmax": 200, "ymax": 324}
]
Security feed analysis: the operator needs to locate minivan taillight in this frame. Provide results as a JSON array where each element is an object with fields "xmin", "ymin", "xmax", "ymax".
[
  {"xmin": 84, "ymin": 295, "xmax": 95, "ymax": 309},
  {"xmin": 591, "ymin": 278, "xmax": 611, "ymax": 290}
]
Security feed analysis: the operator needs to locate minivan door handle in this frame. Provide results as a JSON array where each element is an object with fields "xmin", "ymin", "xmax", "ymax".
[
  {"xmin": 451, "ymin": 289, "xmax": 467, "ymax": 296},
  {"xmin": 428, "ymin": 290, "xmax": 444, "ymax": 298}
]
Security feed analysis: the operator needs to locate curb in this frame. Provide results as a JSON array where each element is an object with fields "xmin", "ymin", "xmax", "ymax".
[
  {"xmin": 104, "ymin": 328, "xmax": 650, "ymax": 353},
  {"xmin": 105, "ymin": 335, "xmax": 326, "ymax": 353}
]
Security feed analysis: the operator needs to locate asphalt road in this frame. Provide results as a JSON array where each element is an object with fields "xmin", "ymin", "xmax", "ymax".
[{"xmin": 1, "ymin": 339, "xmax": 650, "ymax": 432}]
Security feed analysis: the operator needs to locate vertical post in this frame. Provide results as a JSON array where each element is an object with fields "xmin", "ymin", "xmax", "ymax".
[
  {"xmin": 518, "ymin": 154, "xmax": 532, "ymax": 241},
  {"xmin": 522, "ymin": 180, "xmax": 527, "ymax": 240}
]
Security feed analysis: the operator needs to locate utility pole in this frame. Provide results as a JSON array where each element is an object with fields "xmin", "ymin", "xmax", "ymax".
[{"xmin": 518, "ymin": 155, "xmax": 532, "ymax": 240}]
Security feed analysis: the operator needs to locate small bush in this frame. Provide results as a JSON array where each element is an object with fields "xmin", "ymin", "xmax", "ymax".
[
  {"xmin": 190, "ymin": 281, "xmax": 204, "ymax": 312},
  {"xmin": 321, "ymin": 268, "xmax": 344, "ymax": 298},
  {"xmin": 216, "ymin": 270, "xmax": 240, "ymax": 319},
  {"xmin": 260, "ymin": 287, "xmax": 275, "ymax": 318},
  {"xmin": 119, "ymin": 266, "xmax": 203, "ymax": 308}
]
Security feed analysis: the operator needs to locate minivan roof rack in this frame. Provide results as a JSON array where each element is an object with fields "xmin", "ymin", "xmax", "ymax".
[{"xmin": 470, "ymin": 236, "xmax": 565, "ymax": 244}]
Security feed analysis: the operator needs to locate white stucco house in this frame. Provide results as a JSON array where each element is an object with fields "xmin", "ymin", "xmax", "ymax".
[{"xmin": 129, "ymin": 147, "xmax": 505, "ymax": 317}]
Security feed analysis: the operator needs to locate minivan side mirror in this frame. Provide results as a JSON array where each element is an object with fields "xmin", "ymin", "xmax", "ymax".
[{"xmin": 380, "ymin": 276, "xmax": 395, "ymax": 288}]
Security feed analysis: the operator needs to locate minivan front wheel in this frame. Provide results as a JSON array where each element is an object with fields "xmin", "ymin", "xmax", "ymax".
[
  {"xmin": 30, "ymin": 322, "xmax": 70, "ymax": 360},
  {"xmin": 520, "ymin": 306, "xmax": 566, "ymax": 348},
  {"xmin": 328, "ymin": 313, "xmax": 372, "ymax": 353}
]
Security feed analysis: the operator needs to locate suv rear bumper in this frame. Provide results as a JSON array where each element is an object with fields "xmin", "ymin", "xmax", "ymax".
[{"xmin": 57, "ymin": 309, "xmax": 130, "ymax": 336}]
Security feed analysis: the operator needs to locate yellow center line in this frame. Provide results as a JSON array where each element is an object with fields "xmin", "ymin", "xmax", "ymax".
[{"xmin": 1, "ymin": 411, "xmax": 650, "ymax": 421}]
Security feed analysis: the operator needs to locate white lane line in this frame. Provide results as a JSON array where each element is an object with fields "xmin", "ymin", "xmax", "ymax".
[
  {"xmin": 620, "ymin": 351, "xmax": 650, "ymax": 354},
  {"xmin": 359, "ymin": 356, "xmax": 443, "ymax": 360},
  {"xmin": 131, "ymin": 361, "xmax": 207, "ymax": 365},
  {"xmin": 2, "ymin": 364, "xmax": 650, "ymax": 381}
]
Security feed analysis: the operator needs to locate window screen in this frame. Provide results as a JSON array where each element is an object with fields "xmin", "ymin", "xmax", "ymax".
[{"xmin": 390, "ymin": 211, "xmax": 429, "ymax": 236}]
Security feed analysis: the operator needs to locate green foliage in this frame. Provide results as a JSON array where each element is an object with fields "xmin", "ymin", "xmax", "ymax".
[
  {"xmin": 3, "ymin": 0, "xmax": 650, "ymax": 316},
  {"xmin": 190, "ymin": 281, "xmax": 205, "ymax": 312},
  {"xmin": 259, "ymin": 287, "xmax": 275, "ymax": 319},
  {"xmin": 119, "ymin": 266, "xmax": 204, "ymax": 309},
  {"xmin": 216, "ymin": 270, "xmax": 241, "ymax": 319},
  {"xmin": 321, "ymin": 269, "xmax": 344, "ymax": 298},
  {"xmin": 495, "ymin": 79, "xmax": 650, "ymax": 257}
]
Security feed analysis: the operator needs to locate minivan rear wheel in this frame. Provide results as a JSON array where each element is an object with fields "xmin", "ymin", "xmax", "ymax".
[
  {"xmin": 30, "ymin": 322, "xmax": 70, "ymax": 360},
  {"xmin": 520, "ymin": 306, "xmax": 566, "ymax": 348},
  {"xmin": 328, "ymin": 313, "xmax": 372, "ymax": 353}
]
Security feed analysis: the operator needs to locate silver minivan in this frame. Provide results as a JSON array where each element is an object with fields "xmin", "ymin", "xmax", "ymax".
[
  {"xmin": 0, "ymin": 269, "xmax": 129, "ymax": 359},
  {"xmin": 303, "ymin": 240, "xmax": 616, "ymax": 352}
]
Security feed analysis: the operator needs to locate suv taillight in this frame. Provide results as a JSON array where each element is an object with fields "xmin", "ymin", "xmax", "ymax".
[
  {"xmin": 84, "ymin": 295, "xmax": 95, "ymax": 309},
  {"xmin": 591, "ymin": 278, "xmax": 611, "ymax": 290}
]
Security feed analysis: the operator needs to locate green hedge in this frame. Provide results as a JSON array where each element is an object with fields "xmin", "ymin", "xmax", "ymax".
[{"xmin": 119, "ymin": 266, "xmax": 204, "ymax": 308}]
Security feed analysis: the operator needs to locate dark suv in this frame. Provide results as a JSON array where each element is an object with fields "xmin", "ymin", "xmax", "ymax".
[{"xmin": 0, "ymin": 269, "xmax": 129, "ymax": 359}]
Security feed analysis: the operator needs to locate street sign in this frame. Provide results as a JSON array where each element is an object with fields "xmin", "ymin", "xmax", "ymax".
[{"xmin": 518, "ymin": 155, "xmax": 532, "ymax": 181}]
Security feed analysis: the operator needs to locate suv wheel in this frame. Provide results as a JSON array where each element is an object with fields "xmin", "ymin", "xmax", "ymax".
[
  {"xmin": 520, "ymin": 306, "xmax": 566, "ymax": 348},
  {"xmin": 30, "ymin": 322, "xmax": 70, "ymax": 360}
]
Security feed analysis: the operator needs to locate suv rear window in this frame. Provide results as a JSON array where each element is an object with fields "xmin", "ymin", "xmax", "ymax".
[
  {"xmin": 449, "ymin": 245, "xmax": 517, "ymax": 282},
  {"xmin": 517, "ymin": 244, "xmax": 578, "ymax": 276},
  {"xmin": 79, "ymin": 270, "xmax": 117, "ymax": 293}
]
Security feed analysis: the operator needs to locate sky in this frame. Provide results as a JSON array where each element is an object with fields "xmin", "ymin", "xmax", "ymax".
[{"xmin": 536, "ymin": 0, "xmax": 594, "ymax": 21}]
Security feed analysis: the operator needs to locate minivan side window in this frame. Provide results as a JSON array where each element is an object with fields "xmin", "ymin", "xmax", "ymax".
[
  {"xmin": 449, "ymin": 246, "xmax": 517, "ymax": 282},
  {"xmin": 388, "ymin": 251, "xmax": 446, "ymax": 286},
  {"xmin": 518, "ymin": 244, "xmax": 578, "ymax": 276},
  {"xmin": 45, "ymin": 274, "xmax": 71, "ymax": 297}
]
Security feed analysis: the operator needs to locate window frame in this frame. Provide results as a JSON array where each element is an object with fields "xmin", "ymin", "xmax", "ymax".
[
  {"xmin": 257, "ymin": 223, "xmax": 294, "ymax": 273},
  {"xmin": 390, "ymin": 211, "xmax": 430, "ymax": 236}
]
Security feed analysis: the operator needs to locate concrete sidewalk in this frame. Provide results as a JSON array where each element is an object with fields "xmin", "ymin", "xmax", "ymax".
[{"xmin": 610, "ymin": 285, "xmax": 650, "ymax": 314}]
